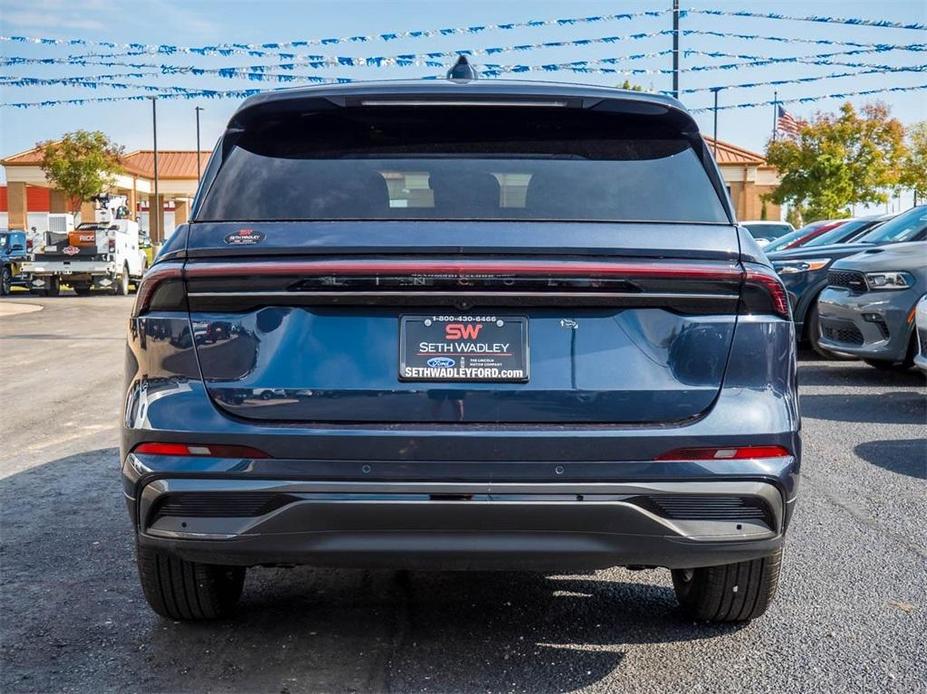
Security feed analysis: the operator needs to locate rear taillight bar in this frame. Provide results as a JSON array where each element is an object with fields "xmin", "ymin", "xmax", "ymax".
[
  {"xmin": 743, "ymin": 267, "xmax": 790, "ymax": 319},
  {"xmin": 656, "ymin": 445, "xmax": 791, "ymax": 461},
  {"xmin": 184, "ymin": 258, "xmax": 791, "ymax": 320},
  {"xmin": 132, "ymin": 263, "xmax": 184, "ymax": 316},
  {"xmin": 185, "ymin": 259, "xmax": 743, "ymax": 281},
  {"xmin": 133, "ymin": 442, "xmax": 269, "ymax": 458}
]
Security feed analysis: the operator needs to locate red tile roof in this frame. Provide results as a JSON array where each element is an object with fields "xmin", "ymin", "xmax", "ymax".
[
  {"xmin": 4, "ymin": 139, "xmax": 768, "ymax": 178},
  {"xmin": 704, "ymin": 137, "xmax": 767, "ymax": 165},
  {"xmin": 121, "ymin": 150, "xmax": 211, "ymax": 179},
  {"xmin": 1, "ymin": 145, "xmax": 210, "ymax": 180}
]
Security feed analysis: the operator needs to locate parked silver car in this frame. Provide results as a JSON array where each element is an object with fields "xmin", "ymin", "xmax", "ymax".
[
  {"xmin": 915, "ymin": 294, "xmax": 927, "ymax": 374},
  {"xmin": 816, "ymin": 207, "xmax": 927, "ymax": 370}
]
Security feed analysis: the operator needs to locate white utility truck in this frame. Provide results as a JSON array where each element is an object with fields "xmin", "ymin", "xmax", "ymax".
[{"xmin": 23, "ymin": 194, "xmax": 148, "ymax": 296}]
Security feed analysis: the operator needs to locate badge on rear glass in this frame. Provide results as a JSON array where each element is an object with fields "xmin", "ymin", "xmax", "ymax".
[{"xmin": 224, "ymin": 228, "xmax": 264, "ymax": 245}]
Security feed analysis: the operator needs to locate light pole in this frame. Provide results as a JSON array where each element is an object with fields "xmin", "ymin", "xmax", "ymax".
[
  {"xmin": 772, "ymin": 90, "xmax": 778, "ymax": 141},
  {"xmin": 671, "ymin": 0, "xmax": 680, "ymax": 99},
  {"xmin": 194, "ymin": 106, "xmax": 204, "ymax": 180},
  {"xmin": 711, "ymin": 87, "xmax": 722, "ymax": 156},
  {"xmin": 149, "ymin": 96, "xmax": 160, "ymax": 244}
]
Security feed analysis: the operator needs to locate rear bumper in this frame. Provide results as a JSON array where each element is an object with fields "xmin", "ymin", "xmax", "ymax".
[{"xmin": 129, "ymin": 470, "xmax": 793, "ymax": 571}]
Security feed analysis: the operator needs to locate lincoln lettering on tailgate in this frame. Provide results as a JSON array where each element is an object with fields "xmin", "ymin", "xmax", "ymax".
[{"xmin": 399, "ymin": 315, "xmax": 529, "ymax": 382}]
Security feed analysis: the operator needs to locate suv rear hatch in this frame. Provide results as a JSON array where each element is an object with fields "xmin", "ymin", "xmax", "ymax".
[{"xmin": 172, "ymin": 87, "xmax": 780, "ymax": 424}]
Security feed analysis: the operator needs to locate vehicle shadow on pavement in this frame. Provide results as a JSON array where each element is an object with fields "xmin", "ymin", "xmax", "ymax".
[
  {"xmin": 854, "ymin": 439, "xmax": 927, "ymax": 480},
  {"xmin": 0, "ymin": 448, "xmax": 741, "ymax": 693},
  {"xmin": 797, "ymin": 361, "xmax": 926, "ymax": 388},
  {"xmin": 800, "ymin": 391, "xmax": 925, "ymax": 424}
]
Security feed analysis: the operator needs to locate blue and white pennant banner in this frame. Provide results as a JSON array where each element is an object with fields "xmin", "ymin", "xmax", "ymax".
[
  {"xmin": 689, "ymin": 84, "xmax": 927, "ymax": 113},
  {"xmin": 0, "ymin": 9, "xmax": 671, "ymax": 53},
  {"xmin": 687, "ymin": 9, "xmax": 927, "ymax": 31}
]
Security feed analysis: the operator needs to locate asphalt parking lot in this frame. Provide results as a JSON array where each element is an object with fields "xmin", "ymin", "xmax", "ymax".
[{"xmin": 0, "ymin": 294, "xmax": 925, "ymax": 694}]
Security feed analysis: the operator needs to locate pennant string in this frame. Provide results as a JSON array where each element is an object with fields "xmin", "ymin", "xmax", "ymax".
[
  {"xmin": 689, "ymin": 84, "xmax": 927, "ymax": 113},
  {"xmin": 0, "ymin": 29, "xmax": 678, "ymax": 67},
  {"xmin": 686, "ymin": 9, "xmax": 927, "ymax": 31},
  {"xmin": 0, "ymin": 9, "xmax": 672, "ymax": 53}
]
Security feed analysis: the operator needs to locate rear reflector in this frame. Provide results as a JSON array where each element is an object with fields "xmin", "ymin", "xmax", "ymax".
[
  {"xmin": 656, "ymin": 445, "xmax": 791, "ymax": 461},
  {"xmin": 133, "ymin": 443, "xmax": 269, "ymax": 458}
]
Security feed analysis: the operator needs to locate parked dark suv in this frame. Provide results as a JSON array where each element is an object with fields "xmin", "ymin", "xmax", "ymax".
[{"xmin": 123, "ymin": 78, "xmax": 800, "ymax": 623}]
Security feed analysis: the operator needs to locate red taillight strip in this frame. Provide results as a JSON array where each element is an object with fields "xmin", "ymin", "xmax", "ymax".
[
  {"xmin": 184, "ymin": 259, "xmax": 743, "ymax": 281},
  {"xmin": 744, "ymin": 268, "xmax": 790, "ymax": 319},
  {"xmin": 132, "ymin": 263, "xmax": 183, "ymax": 316},
  {"xmin": 133, "ymin": 442, "xmax": 270, "ymax": 458},
  {"xmin": 656, "ymin": 445, "xmax": 791, "ymax": 461}
]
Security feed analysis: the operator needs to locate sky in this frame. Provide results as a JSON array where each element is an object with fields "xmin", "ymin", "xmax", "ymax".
[{"xmin": 1, "ymin": 0, "xmax": 925, "ymax": 190}]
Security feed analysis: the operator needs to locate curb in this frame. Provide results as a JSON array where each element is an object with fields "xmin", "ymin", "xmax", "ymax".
[{"xmin": 0, "ymin": 301, "xmax": 44, "ymax": 317}]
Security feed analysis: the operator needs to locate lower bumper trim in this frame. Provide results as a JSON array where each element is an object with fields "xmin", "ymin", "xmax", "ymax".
[{"xmin": 136, "ymin": 478, "xmax": 785, "ymax": 571}]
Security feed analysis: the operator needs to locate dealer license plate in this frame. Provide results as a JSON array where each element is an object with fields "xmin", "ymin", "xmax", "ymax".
[{"xmin": 399, "ymin": 315, "xmax": 529, "ymax": 382}]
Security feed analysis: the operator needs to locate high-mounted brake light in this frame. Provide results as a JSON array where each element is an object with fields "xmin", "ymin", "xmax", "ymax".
[
  {"xmin": 133, "ymin": 443, "xmax": 269, "ymax": 458},
  {"xmin": 359, "ymin": 100, "xmax": 570, "ymax": 108},
  {"xmin": 656, "ymin": 445, "xmax": 791, "ymax": 461}
]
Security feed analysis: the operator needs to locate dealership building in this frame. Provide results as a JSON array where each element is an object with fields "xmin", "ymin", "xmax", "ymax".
[{"xmin": 0, "ymin": 138, "xmax": 780, "ymax": 236}]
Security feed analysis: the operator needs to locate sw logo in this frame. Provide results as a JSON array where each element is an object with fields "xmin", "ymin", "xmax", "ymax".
[{"xmin": 445, "ymin": 323, "xmax": 483, "ymax": 340}]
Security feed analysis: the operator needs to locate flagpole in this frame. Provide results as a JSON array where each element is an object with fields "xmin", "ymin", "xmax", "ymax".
[{"xmin": 772, "ymin": 90, "xmax": 778, "ymax": 141}]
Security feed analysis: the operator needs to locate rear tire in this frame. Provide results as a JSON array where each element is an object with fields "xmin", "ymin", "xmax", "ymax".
[
  {"xmin": 45, "ymin": 276, "xmax": 60, "ymax": 297},
  {"xmin": 136, "ymin": 544, "xmax": 245, "ymax": 620},
  {"xmin": 0, "ymin": 266, "xmax": 11, "ymax": 295},
  {"xmin": 72, "ymin": 284, "xmax": 92, "ymax": 296},
  {"xmin": 113, "ymin": 266, "xmax": 129, "ymax": 296},
  {"xmin": 672, "ymin": 547, "xmax": 782, "ymax": 622}
]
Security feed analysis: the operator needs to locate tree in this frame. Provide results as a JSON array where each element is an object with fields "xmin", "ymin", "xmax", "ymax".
[
  {"xmin": 900, "ymin": 121, "xmax": 927, "ymax": 203},
  {"xmin": 785, "ymin": 205, "xmax": 803, "ymax": 229},
  {"xmin": 765, "ymin": 102, "xmax": 906, "ymax": 221},
  {"xmin": 38, "ymin": 130, "xmax": 124, "ymax": 220},
  {"xmin": 619, "ymin": 80, "xmax": 644, "ymax": 92}
]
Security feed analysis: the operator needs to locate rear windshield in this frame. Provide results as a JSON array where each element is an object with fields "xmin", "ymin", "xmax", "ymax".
[
  {"xmin": 743, "ymin": 223, "xmax": 792, "ymax": 239},
  {"xmin": 763, "ymin": 221, "xmax": 831, "ymax": 252},
  {"xmin": 859, "ymin": 206, "xmax": 927, "ymax": 244},
  {"xmin": 197, "ymin": 107, "xmax": 728, "ymax": 224},
  {"xmin": 803, "ymin": 218, "xmax": 878, "ymax": 247}
]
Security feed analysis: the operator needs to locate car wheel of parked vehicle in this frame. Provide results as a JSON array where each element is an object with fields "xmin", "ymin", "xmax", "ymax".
[
  {"xmin": 863, "ymin": 334, "xmax": 916, "ymax": 371},
  {"xmin": 671, "ymin": 547, "xmax": 782, "ymax": 622},
  {"xmin": 807, "ymin": 304, "xmax": 854, "ymax": 361},
  {"xmin": 72, "ymin": 284, "xmax": 92, "ymax": 296},
  {"xmin": 114, "ymin": 265, "xmax": 130, "ymax": 296},
  {"xmin": 0, "ymin": 266, "xmax": 11, "ymax": 295},
  {"xmin": 136, "ymin": 544, "xmax": 245, "ymax": 620}
]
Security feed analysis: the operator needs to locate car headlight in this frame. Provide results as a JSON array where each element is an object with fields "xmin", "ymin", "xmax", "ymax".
[
  {"xmin": 774, "ymin": 259, "xmax": 831, "ymax": 275},
  {"xmin": 865, "ymin": 271, "xmax": 914, "ymax": 290}
]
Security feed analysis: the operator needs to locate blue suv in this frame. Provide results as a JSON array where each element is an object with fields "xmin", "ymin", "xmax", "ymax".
[{"xmin": 123, "ymin": 77, "xmax": 799, "ymax": 623}]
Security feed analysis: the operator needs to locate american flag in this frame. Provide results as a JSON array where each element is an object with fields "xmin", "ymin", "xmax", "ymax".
[{"xmin": 777, "ymin": 105, "xmax": 802, "ymax": 135}]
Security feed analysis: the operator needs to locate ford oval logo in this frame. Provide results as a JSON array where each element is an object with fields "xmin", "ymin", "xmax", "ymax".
[{"xmin": 426, "ymin": 357, "xmax": 456, "ymax": 368}]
